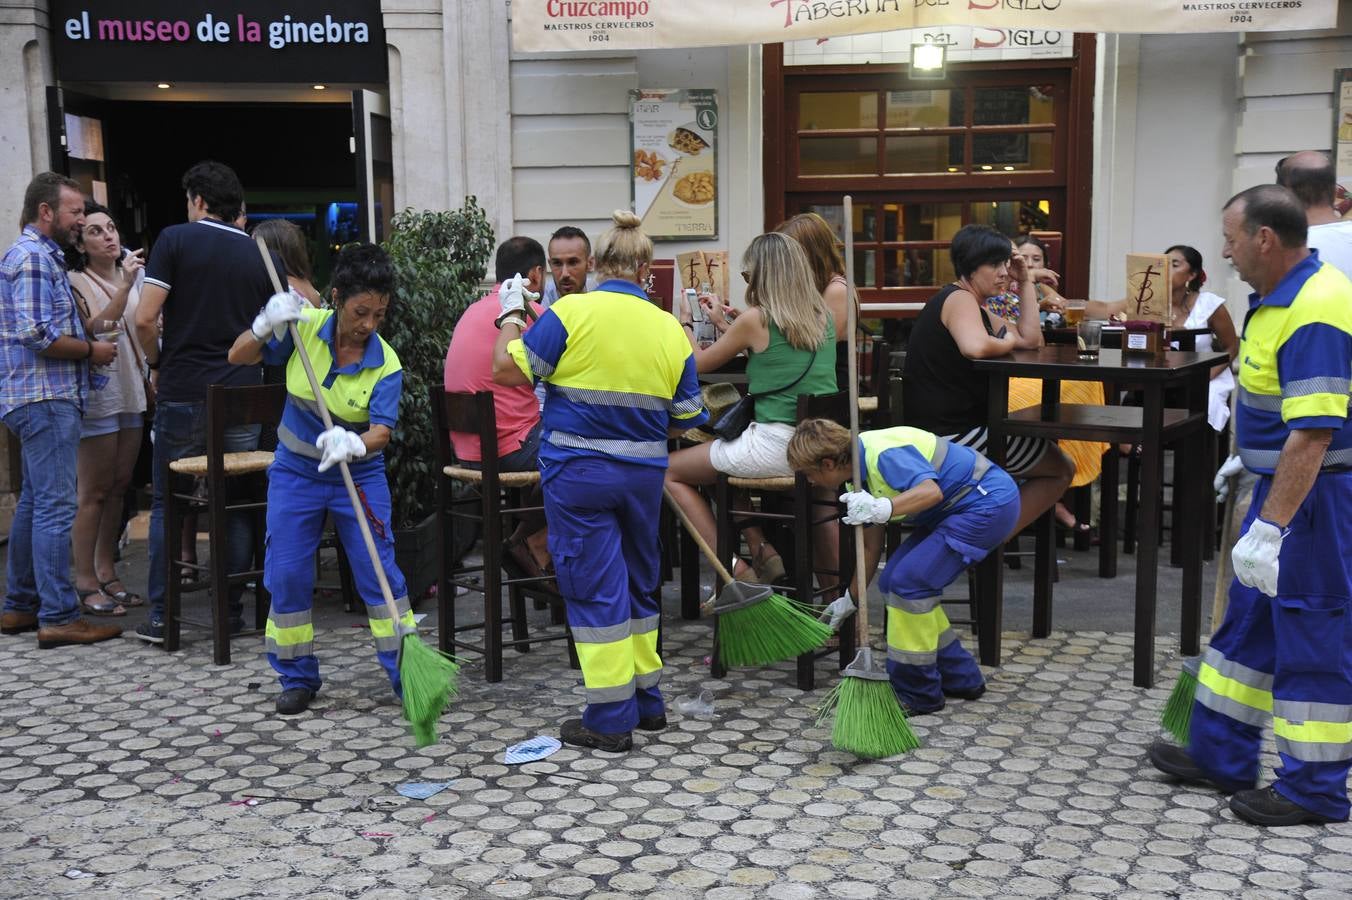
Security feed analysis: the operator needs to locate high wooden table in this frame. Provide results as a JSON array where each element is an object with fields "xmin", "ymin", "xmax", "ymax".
[{"xmin": 971, "ymin": 347, "xmax": 1228, "ymax": 687}]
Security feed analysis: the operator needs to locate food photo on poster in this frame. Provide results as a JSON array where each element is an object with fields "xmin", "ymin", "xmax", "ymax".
[{"xmin": 630, "ymin": 88, "xmax": 718, "ymax": 241}]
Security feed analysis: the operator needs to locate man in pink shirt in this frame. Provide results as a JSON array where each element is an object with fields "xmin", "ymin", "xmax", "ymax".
[{"xmin": 445, "ymin": 237, "xmax": 550, "ymax": 576}]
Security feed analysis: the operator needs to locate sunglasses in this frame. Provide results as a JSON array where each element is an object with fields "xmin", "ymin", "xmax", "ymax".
[{"xmin": 741, "ymin": 270, "xmax": 751, "ymax": 284}]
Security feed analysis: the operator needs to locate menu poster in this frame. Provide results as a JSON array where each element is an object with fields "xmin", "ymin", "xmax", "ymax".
[
  {"xmin": 630, "ymin": 89, "xmax": 718, "ymax": 241},
  {"xmin": 1334, "ymin": 69, "xmax": 1352, "ymax": 219},
  {"xmin": 676, "ymin": 250, "xmax": 729, "ymax": 302},
  {"xmin": 1124, "ymin": 253, "xmax": 1171, "ymax": 323}
]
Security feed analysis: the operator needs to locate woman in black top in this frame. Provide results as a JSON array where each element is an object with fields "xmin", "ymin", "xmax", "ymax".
[{"xmin": 902, "ymin": 224, "xmax": 1072, "ymax": 536}]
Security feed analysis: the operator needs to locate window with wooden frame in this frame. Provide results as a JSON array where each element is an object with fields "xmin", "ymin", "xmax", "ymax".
[{"xmin": 763, "ymin": 38, "xmax": 1096, "ymax": 314}]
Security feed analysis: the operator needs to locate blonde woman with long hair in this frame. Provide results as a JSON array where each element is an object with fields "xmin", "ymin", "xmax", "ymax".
[
  {"xmin": 776, "ymin": 212, "xmax": 855, "ymax": 386},
  {"xmin": 667, "ymin": 231, "xmax": 838, "ymax": 583}
]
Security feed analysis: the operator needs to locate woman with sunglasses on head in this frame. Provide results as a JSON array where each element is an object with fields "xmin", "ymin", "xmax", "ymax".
[{"xmin": 666, "ymin": 232, "xmax": 839, "ymax": 585}]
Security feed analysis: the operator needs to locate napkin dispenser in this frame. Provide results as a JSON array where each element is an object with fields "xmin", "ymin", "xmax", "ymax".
[{"xmin": 1122, "ymin": 320, "xmax": 1165, "ymax": 354}]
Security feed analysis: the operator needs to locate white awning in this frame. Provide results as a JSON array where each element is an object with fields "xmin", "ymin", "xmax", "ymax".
[{"xmin": 511, "ymin": 1, "xmax": 1337, "ymax": 53}]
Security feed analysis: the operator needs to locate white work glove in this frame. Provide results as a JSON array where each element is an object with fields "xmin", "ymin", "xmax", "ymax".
[
  {"xmin": 495, "ymin": 272, "xmax": 540, "ymax": 328},
  {"xmin": 315, "ymin": 427, "xmax": 367, "ymax": 473},
  {"xmin": 819, "ymin": 593, "xmax": 856, "ymax": 631},
  {"xmin": 1213, "ymin": 454, "xmax": 1244, "ymax": 502},
  {"xmin": 251, "ymin": 291, "xmax": 305, "ymax": 341},
  {"xmin": 840, "ymin": 490, "xmax": 894, "ymax": 526},
  {"xmin": 1231, "ymin": 518, "xmax": 1285, "ymax": 597}
]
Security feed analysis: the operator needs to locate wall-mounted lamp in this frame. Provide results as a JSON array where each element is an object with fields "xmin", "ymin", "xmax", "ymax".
[
  {"xmin": 156, "ymin": 82, "xmax": 171, "ymax": 89},
  {"xmin": 910, "ymin": 43, "xmax": 946, "ymax": 80}
]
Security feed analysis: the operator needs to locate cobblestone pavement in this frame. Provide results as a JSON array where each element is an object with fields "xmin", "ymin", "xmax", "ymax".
[{"xmin": 4, "ymin": 590, "xmax": 1352, "ymax": 900}]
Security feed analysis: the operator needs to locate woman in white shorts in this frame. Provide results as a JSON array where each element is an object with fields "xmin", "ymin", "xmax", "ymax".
[
  {"xmin": 665, "ymin": 233, "xmax": 839, "ymax": 583},
  {"xmin": 68, "ymin": 203, "xmax": 147, "ymax": 617}
]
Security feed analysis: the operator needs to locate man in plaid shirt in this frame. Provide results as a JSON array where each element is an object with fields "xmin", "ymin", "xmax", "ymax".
[{"xmin": 1, "ymin": 172, "xmax": 121, "ymax": 648}]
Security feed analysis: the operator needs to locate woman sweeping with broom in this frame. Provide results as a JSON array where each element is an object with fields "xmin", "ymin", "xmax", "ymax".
[
  {"xmin": 787, "ymin": 418, "xmax": 1019, "ymax": 715},
  {"xmin": 228, "ymin": 243, "xmax": 415, "ymax": 717}
]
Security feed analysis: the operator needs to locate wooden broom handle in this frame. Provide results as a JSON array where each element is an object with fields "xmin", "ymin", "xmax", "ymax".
[
  {"xmin": 663, "ymin": 488, "xmax": 737, "ymax": 586},
  {"xmin": 255, "ymin": 237, "xmax": 403, "ymax": 626},
  {"xmin": 843, "ymin": 195, "xmax": 870, "ymax": 643}
]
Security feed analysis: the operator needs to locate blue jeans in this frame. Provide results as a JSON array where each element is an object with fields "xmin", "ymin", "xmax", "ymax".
[
  {"xmin": 3, "ymin": 400, "xmax": 81, "ymax": 626},
  {"xmin": 147, "ymin": 401, "xmax": 260, "ymax": 621}
]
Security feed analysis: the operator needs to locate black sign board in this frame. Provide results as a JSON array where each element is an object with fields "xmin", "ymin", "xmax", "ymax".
[{"xmin": 50, "ymin": 1, "xmax": 387, "ymax": 84}]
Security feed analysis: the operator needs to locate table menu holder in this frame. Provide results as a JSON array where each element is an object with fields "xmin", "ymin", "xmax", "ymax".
[{"xmin": 1122, "ymin": 320, "xmax": 1165, "ymax": 354}]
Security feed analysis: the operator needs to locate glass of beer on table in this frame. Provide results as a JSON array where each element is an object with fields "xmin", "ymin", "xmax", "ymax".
[{"xmin": 1064, "ymin": 302, "xmax": 1086, "ymax": 326}]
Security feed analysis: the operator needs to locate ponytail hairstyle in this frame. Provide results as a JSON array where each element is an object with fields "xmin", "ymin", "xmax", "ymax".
[
  {"xmin": 742, "ymin": 232, "xmax": 828, "ymax": 351},
  {"xmin": 594, "ymin": 210, "xmax": 653, "ymax": 283},
  {"xmin": 1164, "ymin": 244, "xmax": 1206, "ymax": 292}
]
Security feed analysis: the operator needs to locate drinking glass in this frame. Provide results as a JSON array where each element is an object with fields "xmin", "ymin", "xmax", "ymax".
[
  {"xmin": 1077, "ymin": 319, "xmax": 1103, "ymax": 361},
  {"xmin": 1064, "ymin": 303, "xmax": 1086, "ymax": 326}
]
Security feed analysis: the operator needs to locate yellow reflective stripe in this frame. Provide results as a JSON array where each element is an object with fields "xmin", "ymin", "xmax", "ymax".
[
  {"xmin": 1197, "ymin": 661, "xmax": 1273, "ymax": 714},
  {"xmin": 1283, "ymin": 393, "xmax": 1350, "ymax": 423},
  {"xmin": 506, "ymin": 338, "xmax": 534, "ymax": 381},
  {"xmin": 265, "ymin": 618, "xmax": 314, "ymax": 647},
  {"xmin": 1273, "ymin": 717, "xmax": 1352, "ymax": 746},
  {"xmin": 631, "ymin": 630, "xmax": 661, "ymax": 678},
  {"xmin": 369, "ymin": 610, "xmax": 416, "ymax": 639},
  {"xmin": 886, "ymin": 605, "xmax": 950, "ymax": 654},
  {"xmin": 574, "ymin": 639, "xmax": 635, "ymax": 690}
]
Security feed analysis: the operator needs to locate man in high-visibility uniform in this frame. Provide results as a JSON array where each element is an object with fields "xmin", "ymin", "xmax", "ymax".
[
  {"xmin": 492, "ymin": 211, "xmax": 706, "ymax": 752},
  {"xmin": 787, "ymin": 418, "xmax": 1020, "ymax": 714},
  {"xmin": 1149, "ymin": 184, "xmax": 1352, "ymax": 826},
  {"xmin": 227, "ymin": 243, "xmax": 415, "ymax": 716}
]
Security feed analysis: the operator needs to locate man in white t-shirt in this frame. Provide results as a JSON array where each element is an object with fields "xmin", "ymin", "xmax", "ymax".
[{"xmin": 1277, "ymin": 151, "xmax": 1352, "ymax": 279}]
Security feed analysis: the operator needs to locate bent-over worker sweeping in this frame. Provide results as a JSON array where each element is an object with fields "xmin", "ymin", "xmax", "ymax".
[
  {"xmin": 788, "ymin": 419, "xmax": 1020, "ymax": 715},
  {"xmin": 228, "ymin": 243, "xmax": 414, "ymax": 716}
]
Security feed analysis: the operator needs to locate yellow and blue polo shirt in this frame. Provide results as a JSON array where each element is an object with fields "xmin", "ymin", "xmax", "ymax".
[
  {"xmin": 507, "ymin": 278, "xmax": 707, "ymax": 471},
  {"xmin": 860, "ymin": 427, "xmax": 983, "ymax": 529},
  {"xmin": 1235, "ymin": 250, "xmax": 1352, "ymax": 474},
  {"xmin": 261, "ymin": 307, "xmax": 403, "ymax": 483}
]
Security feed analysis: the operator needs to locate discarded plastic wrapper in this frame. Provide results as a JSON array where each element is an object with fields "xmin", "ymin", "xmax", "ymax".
[
  {"xmin": 396, "ymin": 781, "xmax": 454, "ymax": 800},
  {"xmin": 504, "ymin": 735, "xmax": 562, "ymax": 765},
  {"xmin": 674, "ymin": 689, "xmax": 715, "ymax": 717},
  {"xmin": 64, "ymin": 869, "xmax": 97, "ymax": 879}
]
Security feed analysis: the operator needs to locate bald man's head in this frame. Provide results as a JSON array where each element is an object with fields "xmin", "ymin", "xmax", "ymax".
[{"xmin": 1276, "ymin": 151, "xmax": 1335, "ymax": 211}]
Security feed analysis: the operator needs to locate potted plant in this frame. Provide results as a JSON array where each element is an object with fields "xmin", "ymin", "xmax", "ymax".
[{"xmin": 380, "ymin": 198, "xmax": 495, "ymax": 599}]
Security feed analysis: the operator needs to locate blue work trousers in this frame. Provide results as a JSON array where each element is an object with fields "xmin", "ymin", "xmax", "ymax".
[
  {"xmin": 1190, "ymin": 471, "xmax": 1352, "ymax": 821},
  {"xmin": 543, "ymin": 457, "xmax": 665, "ymax": 734},
  {"xmin": 881, "ymin": 470, "xmax": 1020, "ymax": 712},
  {"xmin": 146, "ymin": 401, "xmax": 260, "ymax": 622},
  {"xmin": 263, "ymin": 464, "xmax": 412, "ymax": 693},
  {"xmin": 3, "ymin": 400, "xmax": 82, "ymax": 626}
]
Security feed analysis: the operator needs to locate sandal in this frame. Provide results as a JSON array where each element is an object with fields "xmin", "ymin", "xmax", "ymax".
[
  {"xmin": 78, "ymin": 588, "xmax": 126, "ymax": 617},
  {"xmin": 100, "ymin": 579, "xmax": 144, "ymax": 608},
  {"xmin": 751, "ymin": 544, "xmax": 785, "ymax": 584}
]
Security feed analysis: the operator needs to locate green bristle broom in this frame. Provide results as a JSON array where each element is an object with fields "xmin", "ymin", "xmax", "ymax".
[
  {"xmin": 1161, "ymin": 656, "xmax": 1201, "ymax": 744},
  {"xmin": 815, "ymin": 194, "xmax": 919, "ymax": 759},
  {"xmin": 663, "ymin": 490, "xmax": 833, "ymax": 667},
  {"xmin": 256, "ymin": 238, "xmax": 458, "ymax": 747}
]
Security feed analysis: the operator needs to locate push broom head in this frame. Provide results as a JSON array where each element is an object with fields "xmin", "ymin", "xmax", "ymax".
[
  {"xmin": 713, "ymin": 581, "xmax": 834, "ymax": 668},
  {"xmin": 1160, "ymin": 655, "xmax": 1201, "ymax": 745},
  {"xmin": 398, "ymin": 633, "xmax": 461, "ymax": 747},
  {"xmin": 817, "ymin": 647, "xmax": 920, "ymax": 759}
]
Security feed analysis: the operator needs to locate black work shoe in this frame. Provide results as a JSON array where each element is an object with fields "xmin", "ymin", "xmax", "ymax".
[
  {"xmin": 1147, "ymin": 740, "xmax": 1249, "ymax": 794},
  {"xmin": 133, "ymin": 617, "xmax": 165, "ymax": 644},
  {"xmin": 637, "ymin": 714, "xmax": 667, "ymax": 732},
  {"xmin": 944, "ymin": 685, "xmax": 986, "ymax": 701},
  {"xmin": 560, "ymin": 718, "xmax": 632, "ymax": 752},
  {"xmin": 1231, "ymin": 787, "xmax": 1340, "ymax": 827},
  {"xmin": 276, "ymin": 688, "xmax": 316, "ymax": 716}
]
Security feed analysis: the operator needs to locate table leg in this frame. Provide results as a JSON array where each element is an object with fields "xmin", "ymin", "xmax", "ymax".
[
  {"xmin": 1134, "ymin": 385, "xmax": 1164, "ymax": 688},
  {"xmin": 1032, "ymin": 509, "xmax": 1054, "ymax": 638},
  {"xmin": 1180, "ymin": 374, "xmax": 1207, "ymax": 656},
  {"xmin": 980, "ymin": 375, "xmax": 1012, "ymax": 668},
  {"xmin": 1099, "ymin": 447, "xmax": 1119, "ymax": 579}
]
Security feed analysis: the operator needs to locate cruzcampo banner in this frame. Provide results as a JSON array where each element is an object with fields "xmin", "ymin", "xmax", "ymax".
[{"xmin": 511, "ymin": 1, "xmax": 1337, "ymax": 53}]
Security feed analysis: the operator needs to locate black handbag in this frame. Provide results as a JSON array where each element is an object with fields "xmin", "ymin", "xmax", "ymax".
[{"xmin": 705, "ymin": 350, "xmax": 818, "ymax": 441}]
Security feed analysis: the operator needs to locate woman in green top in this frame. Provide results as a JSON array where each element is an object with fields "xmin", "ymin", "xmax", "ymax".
[{"xmin": 667, "ymin": 232, "xmax": 837, "ymax": 583}]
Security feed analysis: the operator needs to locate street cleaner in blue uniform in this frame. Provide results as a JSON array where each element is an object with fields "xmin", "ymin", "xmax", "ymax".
[
  {"xmin": 492, "ymin": 210, "xmax": 707, "ymax": 752},
  {"xmin": 1149, "ymin": 184, "xmax": 1352, "ymax": 826},
  {"xmin": 787, "ymin": 418, "xmax": 1020, "ymax": 714},
  {"xmin": 227, "ymin": 243, "xmax": 413, "ymax": 717}
]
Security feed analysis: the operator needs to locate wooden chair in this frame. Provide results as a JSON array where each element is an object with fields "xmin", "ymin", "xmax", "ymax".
[
  {"xmin": 164, "ymin": 383, "xmax": 284, "ymax": 664},
  {"xmin": 707, "ymin": 390, "xmax": 856, "ymax": 690},
  {"xmin": 431, "ymin": 388, "xmax": 573, "ymax": 682}
]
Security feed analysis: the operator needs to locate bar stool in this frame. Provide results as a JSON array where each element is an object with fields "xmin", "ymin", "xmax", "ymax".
[
  {"xmin": 164, "ymin": 383, "xmax": 284, "ymax": 664},
  {"xmin": 709, "ymin": 390, "xmax": 855, "ymax": 690},
  {"xmin": 431, "ymin": 388, "xmax": 574, "ymax": 683}
]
